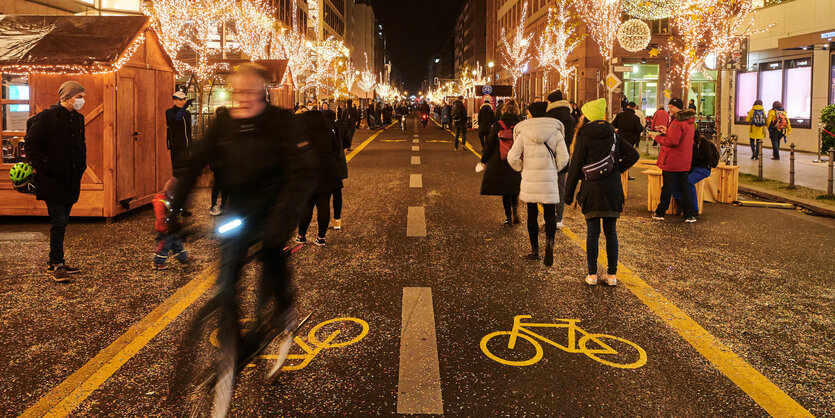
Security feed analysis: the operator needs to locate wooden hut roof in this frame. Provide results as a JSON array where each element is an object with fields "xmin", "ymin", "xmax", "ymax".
[{"xmin": 0, "ymin": 15, "xmax": 158, "ymax": 74}]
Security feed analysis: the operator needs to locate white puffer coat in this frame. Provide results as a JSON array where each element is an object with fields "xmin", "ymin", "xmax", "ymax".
[{"xmin": 507, "ymin": 117, "xmax": 570, "ymax": 204}]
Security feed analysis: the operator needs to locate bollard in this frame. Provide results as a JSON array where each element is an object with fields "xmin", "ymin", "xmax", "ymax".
[
  {"xmin": 813, "ymin": 123, "xmax": 823, "ymax": 163},
  {"xmin": 757, "ymin": 138, "xmax": 764, "ymax": 180},
  {"xmin": 829, "ymin": 148, "xmax": 834, "ymax": 196},
  {"xmin": 788, "ymin": 143, "xmax": 796, "ymax": 189},
  {"xmin": 731, "ymin": 134, "xmax": 738, "ymax": 166}
]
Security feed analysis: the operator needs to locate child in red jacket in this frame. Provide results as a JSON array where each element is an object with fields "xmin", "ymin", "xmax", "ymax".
[{"xmin": 153, "ymin": 178, "xmax": 189, "ymax": 270}]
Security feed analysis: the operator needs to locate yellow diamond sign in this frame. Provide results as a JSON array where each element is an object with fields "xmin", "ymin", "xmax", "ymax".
[{"xmin": 605, "ymin": 72, "xmax": 622, "ymax": 92}]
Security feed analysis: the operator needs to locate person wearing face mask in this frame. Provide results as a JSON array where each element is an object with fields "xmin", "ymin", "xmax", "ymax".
[{"xmin": 24, "ymin": 81, "xmax": 88, "ymax": 283}]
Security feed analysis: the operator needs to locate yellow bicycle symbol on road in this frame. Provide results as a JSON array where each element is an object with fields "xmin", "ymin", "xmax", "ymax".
[
  {"xmin": 210, "ymin": 317, "xmax": 369, "ymax": 372},
  {"xmin": 480, "ymin": 315, "xmax": 647, "ymax": 369}
]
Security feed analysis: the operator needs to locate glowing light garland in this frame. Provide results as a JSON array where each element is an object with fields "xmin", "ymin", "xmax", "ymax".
[
  {"xmin": 537, "ymin": 2, "xmax": 583, "ymax": 93},
  {"xmin": 231, "ymin": 0, "xmax": 276, "ymax": 61},
  {"xmin": 499, "ymin": 1, "xmax": 534, "ymax": 98},
  {"xmin": 1, "ymin": 33, "xmax": 146, "ymax": 75},
  {"xmin": 275, "ymin": 0, "xmax": 313, "ymax": 89},
  {"xmin": 356, "ymin": 53, "xmax": 377, "ymax": 97},
  {"xmin": 622, "ymin": 0, "xmax": 682, "ymax": 20},
  {"xmin": 574, "ymin": 0, "xmax": 622, "ymax": 60}
]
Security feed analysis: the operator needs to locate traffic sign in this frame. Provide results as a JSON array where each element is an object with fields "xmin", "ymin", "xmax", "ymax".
[
  {"xmin": 482, "ymin": 85, "xmax": 493, "ymax": 95},
  {"xmin": 605, "ymin": 72, "xmax": 622, "ymax": 92}
]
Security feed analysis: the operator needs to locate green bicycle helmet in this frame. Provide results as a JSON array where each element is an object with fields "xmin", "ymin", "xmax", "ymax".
[{"xmin": 9, "ymin": 162, "xmax": 33, "ymax": 183}]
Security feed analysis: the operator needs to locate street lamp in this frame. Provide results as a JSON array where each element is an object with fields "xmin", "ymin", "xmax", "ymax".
[{"xmin": 488, "ymin": 61, "xmax": 495, "ymax": 83}]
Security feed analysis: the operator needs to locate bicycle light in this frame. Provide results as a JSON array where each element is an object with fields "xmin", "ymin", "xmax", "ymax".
[{"xmin": 218, "ymin": 218, "xmax": 243, "ymax": 234}]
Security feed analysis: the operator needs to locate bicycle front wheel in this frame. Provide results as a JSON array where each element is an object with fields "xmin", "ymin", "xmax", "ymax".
[
  {"xmin": 480, "ymin": 331, "xmax": 543, "ymax": 367},
  {"xmin": 578, "ymin": 334, "xmax": 647, "ymax": 369}
]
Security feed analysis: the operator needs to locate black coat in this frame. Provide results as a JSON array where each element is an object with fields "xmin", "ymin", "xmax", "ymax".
[
  {"xmin": 299, "ymin": 110, "xmax": 345, "ymax": 193},
  {"xmin": 564, "ymin": 120, "xmax": 639, "ymax": 218},
  {"xmin": 612, "ymin": 108, "xmax": 643, "ymax": 147},
  {"xmin": 165, "ymin": 105, "xmax": 193, "ymax": 176},
  {"xmin": 24, "ymin": 104, "xmax": 86, "ymax": 205},
  {"xmin": 545, "ymin": 101, "xmax": 577, "ymax": 150},
  {"xmin": 480, "ymin": 115, "xmax": 522, "ymax": 196},
  {"xmin": 477, "ymin": 104, "xmax": 496, "ymax": 133}
]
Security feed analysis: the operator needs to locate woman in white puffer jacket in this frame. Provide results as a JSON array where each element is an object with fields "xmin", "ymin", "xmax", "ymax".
[{"xmin": 507, "ymin": 102, "xmax": 570, "ymax": 267}]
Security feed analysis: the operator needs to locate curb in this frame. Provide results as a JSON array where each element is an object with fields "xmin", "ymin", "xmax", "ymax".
[{"xmin": 738, "ymin": 184, "xmax": 835, "ymax": 217}]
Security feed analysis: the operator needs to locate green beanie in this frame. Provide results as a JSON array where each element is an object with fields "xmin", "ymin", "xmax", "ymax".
[{"xmin": 581, "ymin": 98, "xmax": 607, "ymax": 121}]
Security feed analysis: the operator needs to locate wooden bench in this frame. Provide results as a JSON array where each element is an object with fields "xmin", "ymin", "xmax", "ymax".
[{"xmin": 642, "ymin": 168, "xmax": 705, "ymax": 214}]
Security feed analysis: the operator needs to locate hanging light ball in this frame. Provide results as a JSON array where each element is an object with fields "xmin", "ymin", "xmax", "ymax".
[
  {"xmin": 617, "ymin": 19, "xmax": 652, "ymax": 53},
  {"xmin": 621, "ymin": 0, "xmax": 680, "ymax": 20}
]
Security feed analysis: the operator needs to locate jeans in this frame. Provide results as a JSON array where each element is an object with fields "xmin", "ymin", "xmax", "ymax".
[
  {"xmin": 332, "ymin": 189, "xmax": 343, "ymax": 220},
  {"xmin": 154, "ymin": 233, "xmax": 187, "ymax": 264},
  {"xmin": 556, "ymin": 171, "xmax": 567, "ymax": 222},
  {"xmin": 671, "ymin": 167, "xmax": 711, "ymax": 215},
  {"xmin": 527, "ymin": 203, "xmax": 556, "ymax": 253},
  {"xmin": 299, "ymin": 191, "xmax": 332, "ymax": 239},
  {"xmin": 655, "ymin": 171, "xmax": 694, "ymax": 218},
  {"xmin": 46, "ymin": 203, "xmax": 73, "ymax": 265},
  {"xmin": 211, "ymin": 172, "xmax": 228, "ymax": 209},
  {"xmin": 749, "ymin": 138, "xmax": 759, "ymax": 158},
  {"xmin": 454, "ymin": 122, "xmax": 467, "ymax": 148},
  {"xmin": 586, "ymin": 217, "xmax": 618, "ymax": 275},
  {"xmin": 769, "ymin": 129, "xmax": 784, "ymax": 159},
  {"xmin": 501, "ymin": 195, "xmax": 518, "ymax": 220}
]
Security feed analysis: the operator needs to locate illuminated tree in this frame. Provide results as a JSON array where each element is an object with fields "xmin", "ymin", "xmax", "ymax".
[
  {"xmin": 499, "ymin": 1, "xmax": 534, "ymax": 98},
  {"xmin": 573, "ymin": 0, "xmax": 622, "ymax": 61},
  {"xmin": 274, "ymin": 0, "xmax": 313, "ymax": 90},
  {"xmin": 231, "ymin": 0, "xmax": 276, "ymax": 61},
  {"xmin": 357, "ymin": 53, "xmax": 377, "ymax": 99},
  {"xmin": 537, "ymin": 2, "xmax": 583, "ymax": 94}
]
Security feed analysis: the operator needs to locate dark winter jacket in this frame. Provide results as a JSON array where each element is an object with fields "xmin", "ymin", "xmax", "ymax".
[
  {"xmin": 480, "ymin": 114, "xmax": 522, "ymax": 196},
  {"xmin": 173, "ymin": 105, "xmax": 316, "ymax": 241},
  {"xmin": 452, "ymin": 100, "xmax": 467, "ymax": 124},
  {"xmin": 611, "ymin": 108, "xmax": 643, "ymax": 147},
  {"xmin": 24, "ymin": 104, "xmax": 87, "ymax": 205},
  {"xmin": 477, "ymin": 103, "xmax": 496, "ymax": 133},
  {"xmin": 545, "ymin": 100, "xmax": 577, "ymax": 150},
  {"xmin": 165, "ymin": 105, "xmax": 193, "ymax": 176},
  {"xmin": 564, "ymin": 120, "xmax": 639, "ymax": 219},
  {"xmin": 419, "ymin": 102, "xmax": 431, "ymax": 115},
  {"xmin": 692, "ymin": 134, "xmax": 718, "ymax": 170},
  {"xmin": 299, "ymin": 110, "xmax": 345, "ymax": 192},
  {"xmin": 656, "ymin": 109, "xmax": 696, "ymax": 172}
]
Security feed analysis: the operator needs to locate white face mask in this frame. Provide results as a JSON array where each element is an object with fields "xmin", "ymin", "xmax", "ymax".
[{"xmin": 72, "ymin": 98, "xmax": 85, "ymax": 111}]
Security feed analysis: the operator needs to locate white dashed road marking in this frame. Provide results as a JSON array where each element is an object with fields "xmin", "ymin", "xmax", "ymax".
[{"xmin": 397, "ymin": 287, "xmax": 444, "ymax": 414}]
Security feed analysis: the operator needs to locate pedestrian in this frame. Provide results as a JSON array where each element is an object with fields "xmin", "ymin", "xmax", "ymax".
[
  {"xmin": 652, "ymin": 105, "xmax": 670, "ymax": 132},
  {"xmin": 544, "ymin": 90, "xmax": 576, "ymax": 229},
  {"xmin": 171, "ymin": 63, "xmax": 317, "ymax": 413},
  {"xmin": 452, "ymin": 95, "xmax": 468, "ymax": 150},
  {"xmin": 441, "ymin": 100, "xmax": 451, "ymax": 130},
  {"xmin": 564, "ymin": 98, "xmax": 639, "ymax": 286},
  {"xmin": 766, "ymin": 100, "xmax": 791, "ymax": 160},
  {"xmin": 152, "ymin": 178, "xmax": 190, "ymax": 270},
  {"xmin": 570, "ymin": 100, "xmax": 581, "ymax": 121},
  {"xmin": 295, "ymin": 105, "xmax": 343, "ymax": 246},
  {"xmin": 671, "ymin": 132, "xmax": 719, "ymax": 218},
  {"xmin": 507, "ymin": 101, "xmax": 569, "ymax": 267},
  {"xmin": 165, "ymin": 91, "xmax": 193, "ymax": 179},
  {"xmin": 24, "ymin": 80, "xmax": 87, "ymax": 283},
  {"xmin": 477, "ymin": 98, "xmax": 496, "ymax": 149},
  {"xmin": 495, "ymin": 99, "xmax": 505, "ymax": 120},
  {"xmin": 745, "ymin": 99, "xmax": 767, "ymax": 159},
  {"xmin": 374, "ymin": 102, "xmax": 383, "ymax": 128},
  {"xmin": 366, "ymin": 103, "xmax": 375, "ymax": 128},
  {"xmin": 688, "ymin": 99, "xmax": 698, "ymax": 112},
  {"xmin": 478, "ymin": 99, "xmax": 522, "ymax": 227},
  {"xmin": 649, "ymin": 97, "xmax": 697, "ymax": 223},
  {"xmin": 340, "ymin": 99, "xmax": 357, "ymax": 152},
  {"xmin": 209, "ymin": 156, "xmax": 229, "ymax": 216},
  {"xmin": 615, "ymin": 102, "xmax": 644, "ymax": 148}
]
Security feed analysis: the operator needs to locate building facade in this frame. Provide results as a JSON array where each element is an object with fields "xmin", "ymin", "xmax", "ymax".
[{"xmin": 454, "ymin": 0, "xmax": 487, "ymax": 79}]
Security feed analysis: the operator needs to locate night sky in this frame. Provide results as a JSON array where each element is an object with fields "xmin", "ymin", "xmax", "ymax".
[{"xmin": 370, "ymin": 0, "xmax": 464, "ymax": 91}]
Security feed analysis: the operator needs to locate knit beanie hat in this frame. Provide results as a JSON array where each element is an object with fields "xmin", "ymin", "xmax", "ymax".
[
  {"xmin": 528, "ymin": 101, "xmax": 548, "ymax": 117},
  {"xmin": 581, "ymin": 98, "xmax": 607, "ymax": 121},
  {"xmin": 58, "ymin": 81, "xmax": 85, "ymax": 102},
  {"xmin": 668, "ymin": 97, "xmax": 684, "ymax": 110},
  {"xmin": 546, "ymin": 90, "xmax": 564, "ymax": 103}
]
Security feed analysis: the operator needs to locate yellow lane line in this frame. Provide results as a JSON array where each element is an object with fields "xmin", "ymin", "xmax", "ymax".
[
  {"xmin": 21, "ymin": 124, "xmax": 393, "ymax": 418},
  {"xmin": 458, "ymin": 129, "xmax": 812, "ymax": 417},
  {"xmin": 429, "ymin": 118, "xmax": 482, "ymax": 159}
]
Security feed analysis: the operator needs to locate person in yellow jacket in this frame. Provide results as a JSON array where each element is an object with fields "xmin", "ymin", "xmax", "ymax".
[
  {"xmin": 745, "ymin": 100, "xmax": 767, "ymax": 159},
  {"xmin": 765, "ymin": 100, "xmax": 792, "ymax": 160}
]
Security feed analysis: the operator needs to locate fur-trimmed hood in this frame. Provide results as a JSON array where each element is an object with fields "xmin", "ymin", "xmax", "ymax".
[{"xmin": 674, "ymin": 109, "xmax": 697, "ymax": 121}]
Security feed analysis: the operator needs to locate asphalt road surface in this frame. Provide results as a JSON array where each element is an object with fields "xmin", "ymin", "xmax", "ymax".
[{"xmin": 1, "ymin": 116, "xmax": 832, "ymax": 417}]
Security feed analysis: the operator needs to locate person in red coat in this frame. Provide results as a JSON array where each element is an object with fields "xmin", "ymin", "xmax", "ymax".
[
  {"xmin": 152, "ymin": 178, "xmax": 190, "ymax": 270},
  {"xmin": 649, "ymin": 98, "xmax": 697, "ymax": 222}
]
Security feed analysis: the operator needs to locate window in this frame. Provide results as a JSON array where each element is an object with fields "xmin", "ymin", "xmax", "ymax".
[
  {"xmin": 784, "ymin": 59, "xmax": 812, "ymax": 127},
  {"xmin": 735, "ymin": 72, "xmax": 758, "ymax": 120},
  {"xmin": 759, "ymin": 61, "xmax": 783, "ymax": 112},
  {"xmin": 2, "ymin": 73, "xmax": 30, "ymax": 164}
]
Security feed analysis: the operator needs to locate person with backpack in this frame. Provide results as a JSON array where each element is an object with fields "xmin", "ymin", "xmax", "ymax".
[
  {"xmin": 671, "ymin": 132, "xmax": 719, "ymax": 218},
  {"xmin": 478, "ymin": 99, "xmax": 522, "ymax": 227},
  {"xmin": 507, "ymin": 101, "xmax": 569, "ymax": 267},
  {"xmin": 452, "ymin": 95, "xmax": 468, "ymax": 150},
  {"xmin": 746, "ymin": 100, "xmax": 767, "ymax": 159},
  {"xmin": 767, "ymin": 101, "xmax": 792, "ymax": 160},
  {"xmin": 564, "ymin": 98, "xmax": 639, "ymax": 286},
  {"xmin": 24, "ymin": 81, "xmax": 87, "ymax": 283},
  {"xmin": 477, "ymin": 98, "xmax": 496, "ymax": 149}
]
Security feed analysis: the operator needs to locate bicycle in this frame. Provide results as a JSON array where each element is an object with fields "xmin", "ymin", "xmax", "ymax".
[
  {"xmin": 480, "ymin": 315, "xmax": 647, "ymax": 369},
  {"xmin": 718, "ymin": 136, "xmax": 735, "ymax": 165}
]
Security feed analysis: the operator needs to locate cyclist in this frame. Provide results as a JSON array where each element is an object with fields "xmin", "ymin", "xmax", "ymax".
[
  {"xmin": 170, "ymin": 63, "xmax": 316, "ymax": 416},
  {"xmin": 397, "ymin": 101, "xmax": 409, "ymax": 132},
  {"xmin": 419, "ymin": 100, "xmax": 431, "ymax": 128}
]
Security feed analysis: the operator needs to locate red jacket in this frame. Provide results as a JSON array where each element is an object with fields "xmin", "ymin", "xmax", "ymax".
[
  {"xmin": 153, "ymin": 192, "xmax": 171, "ymax": 233},
  {"xmin": 656, "ymin": 110, "xmax": 696, "ymax": 172}
]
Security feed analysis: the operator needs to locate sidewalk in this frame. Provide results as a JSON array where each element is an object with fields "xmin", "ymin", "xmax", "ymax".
[{"xmin": 641, "ymin": 142, "xmax": 832, "ymax": 192}]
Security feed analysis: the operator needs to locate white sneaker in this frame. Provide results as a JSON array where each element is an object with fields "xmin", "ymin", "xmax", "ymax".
[
  {"xmin": 604, "ymin": 274, "xmax": 618, "ymax": 286},
  {"xmin": 556, "ymin": 222, "xmax": 564, "ymax": 230},
  {"xmin": 209, "ymin": 206, "xmax": 222, "ymax": 216},
  {"xmin": 585, "ymin": 275, "xmax": 598, "ymax": 285}
]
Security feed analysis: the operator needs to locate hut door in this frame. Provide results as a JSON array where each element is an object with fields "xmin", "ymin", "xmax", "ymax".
[{"xmin": 117, "ymin": 76, "xmax": 137, "ymax": 201}]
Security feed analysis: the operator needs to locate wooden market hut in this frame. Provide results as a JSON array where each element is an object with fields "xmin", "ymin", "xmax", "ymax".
[{"xmin": 0, "ymin": 15, "xmax": 176, "ymax": 218}]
